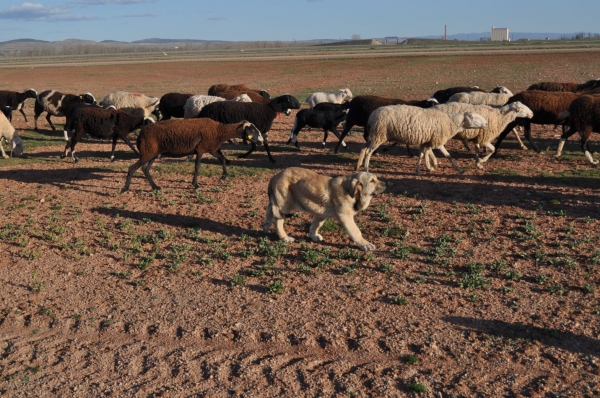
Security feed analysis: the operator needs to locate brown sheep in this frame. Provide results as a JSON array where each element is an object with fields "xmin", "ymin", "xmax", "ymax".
[
  {"xmin": 208, "ymin": 84, "xmax": 270, "ymax": 99},
  {"xmin": 216, "ymin": 90, "xmax": 271, "ymax": 104},
  {"xmin": 555, "ymin": 95, "xmax": 600, "ymax": 165},
  {"xmin": 120, "ymin": 119, "xmax": 263, "ymax": 192}
]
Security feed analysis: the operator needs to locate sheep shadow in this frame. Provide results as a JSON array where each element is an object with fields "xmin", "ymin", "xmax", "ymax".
[
  {"xmin": 0, "ymin": 166, "xmax": 118, "ymax": 187},
  {"xmin": 91, "ymin": 207, "xmax": 260, "ymax": 237},
  {"xmin": 442, "ymin": 316, "xmax": 600, "ymax": 356}
]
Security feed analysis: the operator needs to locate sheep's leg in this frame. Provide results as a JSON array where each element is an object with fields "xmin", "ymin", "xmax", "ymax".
[
  {"xmin": 287, "ymin": 121, "xmax": 303, "ymax": 148},
  {"xmin": 437, "ymin": 145, "xmax": 464, "ymax": 174},
  {"xmin": 309, "ymin": 216, "xmax": 326, "ymax": 242},
  {"xmin": 0, "ymin": 139, "xmax": 8, "ymax": 159},
  {"xmin": 19, "ymin": 108, "xmax": 28, "ymax": 123},
  {"xmin": 416, "ymin": 146, "xmax": 425, "ymax": 176},
  {"xmin": 120, "ymin": 158, "xmax": 148, "ymax": 193},
  {"xmin": 334, "ymin": 122, "xmax": 354, "ymax": 154},
  {"xmin": 555, "ymin": 127, "xmax": 578, "ymax": 158},
  {"xmin": 523, "ymin": 121, "xmax": 539, "ymax": 153},
  {"xmin": 121, "ymin": 134, "xmax": 140, "ymax": 157},
  {"xmin": 237, "ymin": 142, "xmax": 257, "ymax": 159},
  {"xmin": 141, "ymin": 158, "xmax": 161, "ymax": 191},
  {"xmin": 492, "ymin": 121, "xmax": 520, "ymax": 157},
  {"xmin": 61, "ymin": 140, "xmax": 70, "ymax": 159},
  {"xmin": 69, "ymin": 136, "xmax": 79, "ymax": 162},
  {"xmin": 406, "ymin": 144, "xmax": 415, "ymax": 157},
  {"xmin": 210, "ymin": 150, "xmax": 229, "ymax": 181},
  {"xmin": 215, "ymin": 149, "xmax": 230, "ymax": 165},
  {"xmin": 322, "ymin": 129, "xmax": 329, "ymax": 148},
  {"xmin": 428, "ymin": 148, "xmax": 438, "ymax": 168},
  {"xmin": 110, "ymin": 136, "xmax": 118, "ymax": 162},
  {"xmin": 478, "ymin": 142, "xmax": 496, "ymax": 167},
  {"xmin": 515, "ymin": 129, "xmax": 529, "ymax": 151},
  {"xmin": 192, "ymin": 153, "xmax": 204, "ymax": 188},
  {"xmin": 46, "ymin": 114, "xmax": 56, "ymax": 132},
  {"xmin": 262, "ymin": 138, "xmax": 276, "ymax": 163},
  {"xmin": 329, "ymin": 127, "xmax": 346, "ymax": 148},
  {"xmin": 581, "ymin": 131, "xmax": 599, "ymax": 165},
  {"xmin": 356, "ymin": 147, "xmax": 367, "ymax": 171},
  {"xmin": 362, "ymin": 146, "xmax": 379, "ymax": 172},
  {"xmin": 34, "ymin": 114, "xmax": 40, "ymax": 131}
]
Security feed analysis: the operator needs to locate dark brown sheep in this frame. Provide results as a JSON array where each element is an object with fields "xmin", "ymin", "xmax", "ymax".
[
  {"xmin": 527, "ymin": 79, "xmax": 600, "ymax": 93},
  {"xmin": 158, "ymin": 92, "xmax": 193, "ymax": 120},
  {"xmin": 34, "ymin": 90, "xmax": 97, "ymax": 140},
  {"xmin": 493, "ymin": 90, "xmax": 580, "ymax": 154},
  {"xmin": 120, "ymin": 119, "xmax": 263, "ymax": 192},
  {"xmin": 61, "ymin": 106, "xmax": 153, "ymax": 162},
  {"xmin": 333, "ymin": 95, "xmax": 438, "ymax": 154},
  {"xmin": 208, "ymin": 84, "xmax": 270, "ymax": 99},
  {"xmin": 555, "ymin": 95, "xmax": 600, "ymax": 165}
]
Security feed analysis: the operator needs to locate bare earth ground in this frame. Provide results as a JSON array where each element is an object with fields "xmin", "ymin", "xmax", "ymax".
[{"xmin": 1, "ymin": 51, "xmax": 600, "ymax": 397}]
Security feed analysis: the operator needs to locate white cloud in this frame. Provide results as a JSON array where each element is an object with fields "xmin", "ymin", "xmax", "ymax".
[
  {"xmin": 73, "ymin": 0, "xmax": 152, "ymax": 5},
  {"xmin": 118, "ymin": 12, "xmax": 158, "ymax": 18},
  {"xmin": 0, "ymin": 3, "xmax": 98, "ymax": 21},
  {"xmin": 208, "ymin": 16, "xmax": 226, "ymax": 21}
]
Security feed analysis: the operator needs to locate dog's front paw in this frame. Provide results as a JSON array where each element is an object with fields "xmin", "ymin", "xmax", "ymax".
[
  {"xmin": 310, "ymin": 234, "xmax": 324, "ymax": 242},
  {"xmin": 357, "ymin": 241, "xmax": 376, "ymax": 251},
  {"xmin": 283, "ymin": 236, "xmax": 295, "ymax": 243}
]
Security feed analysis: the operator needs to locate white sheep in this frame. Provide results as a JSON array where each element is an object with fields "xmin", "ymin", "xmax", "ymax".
[
  {"xmin": 183, "ymin": 94, "xmax": 252, "ymax": 119},
  {"xmin": 434, "ymin": 101, "xmax": 534, "ymax": 169},
  {"xmin": 305, "ymin": 88, "xmax": 353, "ymax": 109},
  {"xmin": 0, "ymin": 111, "xmax": 24, "ymax": 158},
  {"xmin": 100, "ymin": 91, "xmax": 160, "ymax": 118},
  {"xmin": 448, "ymin": 91, "xmax": 513, "ymax": 107},
  {"xmin": 356, "ymin": 105, "xmax": 487, "ymax": 175}
]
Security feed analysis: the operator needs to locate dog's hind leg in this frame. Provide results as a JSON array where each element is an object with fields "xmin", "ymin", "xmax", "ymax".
[
  {"xmin": 309, "ymin": 216, "xmax": 326, "ymax": 242},
  {"xmin": 263, "ymin": 204, "xmax": 274, "ymax": 233}
]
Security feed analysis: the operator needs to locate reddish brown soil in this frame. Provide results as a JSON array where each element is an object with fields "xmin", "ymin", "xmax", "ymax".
[{"xmin": 1, "ymin": 51, "xmax": 600, "ymax": 397}]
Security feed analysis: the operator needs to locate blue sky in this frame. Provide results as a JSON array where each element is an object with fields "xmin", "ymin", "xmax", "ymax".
[{"xmin": 0, "ymin": 0, "xmax": 598, "ymax": 42}]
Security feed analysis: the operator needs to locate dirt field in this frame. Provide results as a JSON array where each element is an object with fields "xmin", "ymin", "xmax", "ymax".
[{"xmin": 1, "ymin": 50, "xmax": 600, "ymax": 397}]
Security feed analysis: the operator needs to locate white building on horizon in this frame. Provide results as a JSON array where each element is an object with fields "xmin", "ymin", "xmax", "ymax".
[{"xmin": 491, "ymin": 26, "xmax": 510, "ymax": 41}]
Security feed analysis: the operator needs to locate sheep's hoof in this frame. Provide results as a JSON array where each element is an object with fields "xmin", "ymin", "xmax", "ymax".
[
  {"xmin": 110, "ymin": 157, "xmax": 116, "ymax": 162},
  {"xmin": 119, "ymin": 187, "xmax": 128, "ymax": 194},
  {"xmin": 73, "ymin": 158, "xmax": 79, "ymax": 163},
  {"xmin": 457, "ymin": 168, "xmax": 465, "ymax": 174},
  {"xmin": 553, "ymin": 155, "xmax": 561, "ymax": 159},
  {"xmin": 476, "ymin": 163, "xmax": 484, "ymax": 170},
  {"xmin": 220, "ymin": 175, "xmax": 227, "ymax": 181},
  {"xmin": 285, "ymin": 138, "xmax": 292, "ymax": 145},
  {"xmin": 2, "ymin": 155, "xmax": 9, "ymax": 159}
]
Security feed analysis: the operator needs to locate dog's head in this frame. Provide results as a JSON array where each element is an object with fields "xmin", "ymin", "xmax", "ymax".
[{"xmin": 344, "ymin": 171, "xmax": 386, "ymax": 212}]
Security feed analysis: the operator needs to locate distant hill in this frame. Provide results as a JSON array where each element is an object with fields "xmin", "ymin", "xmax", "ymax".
[
  {"xmin": 417, "ymin": 32, "xmax": 598, "ymax": 41},
  {"xmin": 0, "ymin": 38, "xmax": 50, "ymax": 45},
  {"xmin": 132, "ymin": 38, "xmax": 228, "ymax": 44}
]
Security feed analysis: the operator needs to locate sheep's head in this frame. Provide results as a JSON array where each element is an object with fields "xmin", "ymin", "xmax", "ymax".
[
  {"xmin": 341, "ymin": 88, "xmax": 353, "ymax": 99},
  {"xmin": 491, "ymin": 86, "xmax": 513, "ymax": 96},
  {"xmin": 80, "ymin": 93, "xmax": 97, "ymax": 105},
  {"xmin": 272, "ymin": 95, "xmax": 301, "ymax": 115},
  {"xmin": 506, "ymin": 101, "xmax": 533, "ymax": 119},
  {"xmin": 239, "ymin": 122, "xmax": 263, "ymax": 144},
  {"xmin": 25, "ymin": 89, "xmax": 37, "ymax": 99},
  {"xmin": 11, "ymin": 135, "xmax": 24, "ymax": 157},
  {"xmin": 233, "ymin": 94, "xmax": 252, "ymax": 102},
  {"xmin": 462, "ymin": 112, "xmax": 487, "ymax": 129}
]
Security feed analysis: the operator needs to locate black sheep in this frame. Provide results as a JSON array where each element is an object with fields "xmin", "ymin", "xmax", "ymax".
[
  {"xmin": 555, "ymin": 95, "xmax": 600, "ymax": 165},
  {"xmin": 62, "ymin": 106, "xmax": 153, "ymax": 162},
  {"xmin": 197, "ymin": 94, "xmax": 301, "ymax": 163},
  {"xmin": 158, "ymin": 92, "xmax": 193, "ymax": 120},
  {"xmin": 0, "ymin": 89, "xmax": 37, "ymax": 123},
  {"xmin": 527, "ymin": 79, "xmax": 600, "ymax": 93},
  {"xmin": 333, "ymin": 95, "xmax": 437, "ymax": 154},
  {"xmin": 286, "ymin": 109, "xmax": 348, "ymax": 149},
  {"xmin": 1, "ymin": 106, "xmax": 12, "ymax": 120},
  {"xmin": 34, "ymin": 90, "xmax": 96, "ymax": 140},
  {"xmin": 431, "ymin": 86, "xmax": 485, "ymax": 104}
]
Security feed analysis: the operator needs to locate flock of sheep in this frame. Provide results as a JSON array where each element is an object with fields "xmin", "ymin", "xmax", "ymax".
[{"xmin": 1, "ymin": 79, "xmax": 600, "ymax": 190}]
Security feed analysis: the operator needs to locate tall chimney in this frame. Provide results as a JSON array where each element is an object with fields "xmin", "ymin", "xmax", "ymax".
[{"xmin": 444, "ymin": 25, "xmax": 447, "ymax": 40}]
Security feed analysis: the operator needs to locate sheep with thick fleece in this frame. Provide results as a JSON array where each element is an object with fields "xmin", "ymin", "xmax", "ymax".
[
  {"xmin": 62, "ymin": 106, "xmax": 153, "ymax": 162},
  {"xmin": 306, "ymin": 88, "xmax": 353, "ymax": 109},
  {"xmin": 434, "ymin": 101, "xmax": 533, "ymax": 169},
  {"xmin": 100, "ymin": 91, "xmax": 160, "ymax": 119},
  {"xmin": 120, "ymin": 119, "xmax": 263, "ymax": 192},
  {"xmin": 158, "ymin": 92, "xmax": 193, "ymax": 120},
  {"xmin": 448, "ymin": 90, "xmax": 513, "ymax": 107},
  {"xmin": 555, "ymin": 95, "xmax": 600, "ymax": 165},
  {"xmin": 430, "ymin": 86, "xmax": 511, "ymax": 104},
  {"xmin": 197, "ymin": 94, "xmax": 301, "ymax": 163},
  {"xmin": 493, "ymin": 91, "xmax": 580, "ymax": 155},
  {"xmin": 0, "ymin": 110, "xmax": 24, "ymax": 158},
  {"xmin": 183, "ymin": 94, "xmax": 251, "ymax": 119},
  {"xmin": 34, "ymin": 90, "xmax": 97, "ymax": 140},
  {"xmin": 357, "ymin": 106, "xmax": 487, "ymax": 175},
  {"xmin": 334, "ymin": 95, "xmax": 438, "ymax": 154},
  {"xmin": 0, "ymin": 89, "xmax": 37, "ymax": 123},
  {"xmin": 208, "ymin": 84, "xmax": 270, "ymax": 99}
]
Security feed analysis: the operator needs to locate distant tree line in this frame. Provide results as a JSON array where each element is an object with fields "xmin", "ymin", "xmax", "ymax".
[{"xmin": 0, "ymin": 40, "xmax": 324, "ymax": 58}]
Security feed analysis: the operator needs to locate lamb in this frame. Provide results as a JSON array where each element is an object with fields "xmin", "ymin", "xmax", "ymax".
[
  {"xmin": 216, "ymin": 90, "xmax": 270, "ymax": 104},
  {"xmin": 100, "ymin": 91, "xmax": 160, "ymax": 119},
  {"xmin": 433, "ymin": 101, "xmax": 533, "ymax": 169},
  {"xmin": 313, "ymin": 101, "xmax": 351, "ymax": 113},
  {"xmin": 183, "ymin": 94, "xmax": 251, "ymax": 119},
  {"xmin": 197, "ymin": 94, "xmax": 301, "ymax": 163},
  {"xmin": 492, "ymin": 91, "xmax": 580, "ymax": 155},
  {"xmin": 119, "ymin": 119, "xmax": 263, "ymax": 192},
  {"xmin": 0, "ymin": 89, "xmax": 37, "ymax": 123},
  {"xmin": 527, "ymin": 79, "xmax": 600, "ymax": 93},
  {"xmin": 305, "ymin": 88, "xmax": 353, "ymax": 109},
  {"xmin": 61, "ymin": 106, "xmax": 154, "ymax": 162},
  {"xmin": 447, "ymin": 90, "xmax": 514, "ymax": 107},
  {"xmin": 431, "ymin": 86, "xmax": 511, "ymax": 104},
  {"xmin": 333, "ymin": 95, "xmax": 438, "ymax": 154},
  {"xmin": 207, "ymin": 84, "xmax": 270, "ymax": 99},
  {"xmin": 286, "ymin": 108, "xmax": 348, "ymax": 148},
  {"xmin": 157, "ymin": 92, "xmax": 193, "ymax": 120},
  {"xmin": 554, "ymin": 95, "xmax": 600, "ymax": 165},
  {"xmin": 34, "ymin": 90, "xmax": 97, "ymax": 140},
  {"xmin": 0, "ymin": 109, "xmax": 24, "ymax": 158},
  {"xmin": 356, "ymin": 105, "xmax": 487, "ymax": 175}
]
